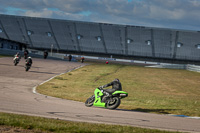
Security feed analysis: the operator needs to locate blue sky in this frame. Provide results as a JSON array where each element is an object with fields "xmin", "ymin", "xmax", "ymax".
[{"xmin": 0, "ymin": 0, "xmax": 200, "ymax": 31}]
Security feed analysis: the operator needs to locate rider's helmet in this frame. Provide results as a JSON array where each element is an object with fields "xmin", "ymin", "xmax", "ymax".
[
  {"xmin": 28, "ymin": 56, "xmax": 32, "ymax": 59},
  {"xmin": 113, "ymin": 78, "xmax": 120, "ymax": 82}
]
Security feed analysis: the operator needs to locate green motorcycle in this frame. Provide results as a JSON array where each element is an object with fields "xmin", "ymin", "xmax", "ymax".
[{"xmin": 85, "ymin": 88, "xmax": 128, "ymax": 109}]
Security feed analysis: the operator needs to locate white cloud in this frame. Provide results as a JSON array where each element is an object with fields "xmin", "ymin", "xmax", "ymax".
[
  {"xmin": 24, "ymin": 8, "xmax": 53, "ymax": 18},
  {"xmin": 1, "ymin": 0, "xmax": 200, "ymax": 30}
]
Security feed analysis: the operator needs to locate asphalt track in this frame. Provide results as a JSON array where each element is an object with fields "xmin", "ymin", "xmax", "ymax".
[{"xmin": 0, "ymin": 57, "xmax": 199, "ymax": 133}]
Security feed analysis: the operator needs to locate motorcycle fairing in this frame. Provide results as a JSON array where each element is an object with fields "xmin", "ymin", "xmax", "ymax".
[
  {"xmin": 112, "ymin": 91, "xmax": 128, "ymax": 98},
  {"xmin": 112, "ymin": 91, "xmax": 128, "ymax": 95},
  {"xmin": 93, "ymin": 88, "xmax": 106, "ymax": 107}
]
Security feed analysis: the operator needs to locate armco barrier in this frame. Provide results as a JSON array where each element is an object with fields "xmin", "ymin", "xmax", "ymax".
[
  {"xmin": 187, "ymin": 65, "xmax": 200, "ymax": 72},
  {"xmin": 28, "ymin": 49, "xmax": 66, "ymax": 59},
  {"xmin": 160, "ymin": 64, "xmax": 186, "ymax": 69},
  {"xmin": 149, "ymin": 64, "xmax": 200, "ymax": 73}
]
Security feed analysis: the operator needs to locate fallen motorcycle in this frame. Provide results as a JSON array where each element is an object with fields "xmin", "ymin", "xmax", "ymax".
[{"xmin": 85, "ymin": 87, "xmax": 128, "ymax": 109}]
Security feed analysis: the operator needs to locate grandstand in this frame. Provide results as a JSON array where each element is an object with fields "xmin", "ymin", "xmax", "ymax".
[{"xmin": 0, "ymin": 14, "xmax": 200, "ymax": 63}]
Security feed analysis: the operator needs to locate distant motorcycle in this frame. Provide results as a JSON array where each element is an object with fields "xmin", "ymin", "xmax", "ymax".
[
  {"xmin": 24, "ymin": 50, "xmax": 29, "ymax": 59},
  {"xmin": 13, "ymin": 56, "xmax": 20, "ymax": 66},
  {"xmin": 25, "ymin": 57, "xmax": 32, "ymax": 71},
  {"xmin": 24, "ymin": 53, "xmax": 28, "ymax": 59},
  {"xmin": 81, "ymin": 57, "xmax": 85, "ymax": 63},
  {"xmin": 44, "ymin": 51, "xmax": 48, "ymax": 59}
]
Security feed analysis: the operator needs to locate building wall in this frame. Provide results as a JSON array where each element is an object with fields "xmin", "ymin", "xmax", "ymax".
[{"xmin": 0, "ymin": 39, "xmax": 21, "ymax": 50}]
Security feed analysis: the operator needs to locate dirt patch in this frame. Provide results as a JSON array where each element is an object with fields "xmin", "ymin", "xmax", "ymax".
[{"xmin": 0, "ymin": 125, "xmax": 46, "ymax": 133}]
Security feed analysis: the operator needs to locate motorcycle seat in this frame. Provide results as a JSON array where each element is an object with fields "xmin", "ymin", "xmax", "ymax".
[{"xmin": 103, "ymin": 89, "xmax": 116, "ymax": 94}]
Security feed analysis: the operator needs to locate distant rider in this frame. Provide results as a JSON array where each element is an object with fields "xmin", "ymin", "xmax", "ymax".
[
  {"xmin": 13, "ymin": 52, "xmax": 21, "ymax": 62},
  {"xmin": 44, "ymin": 50, "xmax": 48, "ymax": 59},
  {"xmin": 24, "ymin": 49, "xmax": 29, "ymax": 59},
  {"xmin": 68, "ymin": 54, "xmax": 72, "ymax": 61},
  {"xmin": 81, "ymin": 56, "xmax": 85, "ymax": 63}
]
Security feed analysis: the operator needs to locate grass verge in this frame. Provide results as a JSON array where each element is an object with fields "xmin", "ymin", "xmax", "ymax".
[
  {"xmin": 37, "ymin": 63, "xmax": 200, "ymax": 117},
  {"xmin": 0, "ymin": 55, "xmax": 11, "ymax": 58},
  {"xmin": 0, "ymin": 112, "xmax": 180, "ymax": 133}
]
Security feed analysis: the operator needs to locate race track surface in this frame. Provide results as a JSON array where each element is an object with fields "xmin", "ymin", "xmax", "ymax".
[{"xmin": 0, "ymin": 57, "xmax": 199, "ymax": 133}]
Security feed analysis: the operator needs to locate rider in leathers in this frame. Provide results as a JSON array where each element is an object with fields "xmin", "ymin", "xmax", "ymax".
[
  {"xmin": 13, "ymin": 52, "xmax": 21, "ymax": 62},
  {"xmin": 99, "ymin": 78, "xmax": 122, "ymax": 94}
]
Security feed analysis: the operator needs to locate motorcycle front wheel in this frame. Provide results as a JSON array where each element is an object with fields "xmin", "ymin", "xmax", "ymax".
[
  {"xmin": 106, "ymin": 97, "xmax": 121, "ymax": 109},
  {"xmin": 14, "ymin": 60, "xmax": 18, "ymax": 66},
  {"xmin": 25, "ymin": 66, "xmax": 30, "ymax": 71},
  {"xmin": 85, "ymin": 95, "xmax": 95, "ymax": 107}
]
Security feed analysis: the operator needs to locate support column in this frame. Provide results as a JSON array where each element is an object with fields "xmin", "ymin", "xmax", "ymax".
[
  {"xmin": 173, "ymin": 31, "xmax": 179, "ymax": 59},
  {"xmin": 151, "ymin": 29, "xmax": 155, "ymax": 57},
  {"xmin": 99, "ymin": 24, "xmax": 107, "ymax": 53}
]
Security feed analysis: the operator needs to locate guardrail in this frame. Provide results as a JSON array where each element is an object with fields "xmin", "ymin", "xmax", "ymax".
[
  {"xmin": 149, "ymin": 64, "xmax": 200, "ymax": 73},
  {"xmin": 29, "ymin": 49, "xmax": 66, "ymax": 59},
  {"xmin": 187, "ymin": 65, "xmax": 200, "ymax": 72}
]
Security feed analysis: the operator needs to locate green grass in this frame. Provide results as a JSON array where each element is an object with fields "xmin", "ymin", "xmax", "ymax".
[
  {"xmin": 0, "ymin": 112, "xmax": 180, "ymax": 133},
  {"xmin": 0, "ymin": 55, "xmax": 11, "ymax": 58},
  {"xmin": 37, "ymin": 63, "xmax": 200, "ymax": 117}
]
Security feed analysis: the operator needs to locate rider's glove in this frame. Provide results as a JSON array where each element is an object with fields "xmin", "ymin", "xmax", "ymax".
[{"xmin": 98, "ymin": 86, "xmax": 103, "ymax": 89}]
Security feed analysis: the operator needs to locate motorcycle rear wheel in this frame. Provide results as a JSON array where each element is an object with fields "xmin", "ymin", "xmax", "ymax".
[
  {"xmin": 14, "ymin": 60, "xmax": 18, "ymax": 66},
  {"xmin": 85, "ymin": 95, "xmax": 95, "ymax": 107},
  {"xmin": 106, "ymin": 97, "xmax": 121, "ymax": 109},
  {"xmin": 25, "ymin": 66, "xmax": 30, "ymax": 71}
]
